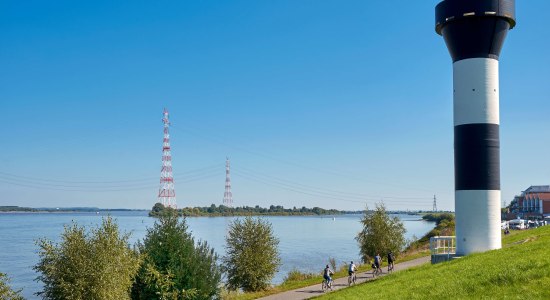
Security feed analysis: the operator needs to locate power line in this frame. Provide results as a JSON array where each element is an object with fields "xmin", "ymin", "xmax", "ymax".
[
  {"xmin": 232, "ymin": 170, "xmax": 431, "ymax": 207},
  {"xmin": 0, "ymin": 165, "xmax": 222, "ymax": 187},
  {"xmin": 0, "ymin": 170, "xmax": 221, "ymax": 192},
  {"xmin": 236, "ymin": 166, "xmax": 433, "ymax": 201},
  {"xmin": 171, "ymin": 124, "xmax": 435, "ymax": 193}
]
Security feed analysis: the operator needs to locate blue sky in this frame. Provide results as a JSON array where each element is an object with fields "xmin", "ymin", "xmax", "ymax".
[{"xmin": 1, "ymin": 1, "xmax": 549, "ymax": 211}]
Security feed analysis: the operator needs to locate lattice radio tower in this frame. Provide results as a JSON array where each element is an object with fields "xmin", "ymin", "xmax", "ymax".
[
  {"xmin": 223, "ymin": 157, "xmax": 233, "ymax": 207},
  {"xmin": 158, "ymin": 108, "xmax": 176, "ymax": 208},
  {"xmin": 433, "ymin": 195, "xmax": 437, "ymax": 212}
]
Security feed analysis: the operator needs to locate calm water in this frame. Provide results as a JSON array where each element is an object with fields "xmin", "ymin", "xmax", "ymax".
[{"xmin": 0, "ymin": 212, "xmax": 434, "ymax": 299}]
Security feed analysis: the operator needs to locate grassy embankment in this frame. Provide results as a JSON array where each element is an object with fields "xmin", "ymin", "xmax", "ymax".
[
  {"xmin": 221, "ymin": 213, "xmax": 451, "ymax": 300},
  {"xmin": 316, "ymin": 225, "xmax": 550, "ymax": 299},
  {"xmin": 399, "ymin": 212, "xmax": 455, "ymax": 260}
]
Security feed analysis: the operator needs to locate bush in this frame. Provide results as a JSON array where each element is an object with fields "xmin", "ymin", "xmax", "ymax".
[
  {"xmin": 222, "ymin": 216, "xmax": 281, "ymax": 292},
  {"xmin": 356, "ymin": 203, "xmax": 406, "ymax": 263},
  {"xmin": 0, "ymin": 273, "xmax": 23, "ymax": 300},
  {"xmin": 422, "ymin": 213, "xmax": 454, "ymax": 225},
  {"xmin": 132, "ymin": 211, "xmax": 221, "ymax": 300},
  {"xmin": 283, "ymin": 269, "xmax": 315, "ymax": 284},
  {"xmin": 405, "ymin": 214, "xmax": 455, "ymax": 251},
  {"xmin": 34, "ymin": 217, "xmax": 140, "ymax": 300},
  {"xmin": 328, "ymin": 257, "xmax": 337, "ymax": 272},
  {"xmin": 149, "ymin": 202, "xmax": 179, "ymax": 217}
]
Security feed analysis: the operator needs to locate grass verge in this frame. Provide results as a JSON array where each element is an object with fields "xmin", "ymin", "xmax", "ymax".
[
  {"xmin": 221, "ymin": 246, "xmax": 432, "ymax": 299},
  {"xmin": 315, "ymin": 226, "xmax": 550, "ymax": 299}
]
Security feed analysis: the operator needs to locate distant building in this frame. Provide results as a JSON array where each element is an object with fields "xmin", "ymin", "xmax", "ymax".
[{"xmin": 509, "ymin": 185, "xmax": 550, "ymax": 219}]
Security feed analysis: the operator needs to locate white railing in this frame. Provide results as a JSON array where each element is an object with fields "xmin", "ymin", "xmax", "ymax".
[{"xmin": 430, "ymin": 236, "xmax": 456, "ymax": 264}]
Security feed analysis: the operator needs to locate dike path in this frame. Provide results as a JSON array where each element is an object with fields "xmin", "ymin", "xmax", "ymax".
[{"xmin": 258, "ymin": 256, "xmax": 430, "ymax": 300}]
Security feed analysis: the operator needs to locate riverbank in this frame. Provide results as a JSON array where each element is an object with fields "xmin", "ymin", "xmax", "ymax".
[
  {"xmin": 219, "ymin": 214, "xmax": 451, "ymax": 300},
  {"xmin": 318, "ymin": 225, "xmax": 550, "ymax": 299},
  {"xmin": 257, "ymin": 257, "xmax": 431, "ymax": 300},
  {"xmin": 221, "ymin": 254, "xmax": 433, "ymax": 300}
]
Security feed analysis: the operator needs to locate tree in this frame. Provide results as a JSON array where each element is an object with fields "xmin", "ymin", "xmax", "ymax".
[
  {"xmin": 222, "ymin": 216, "xmax": 281, "ymax": 292},
  {"xmin": 152, "ymin": 202, "xmax": 165, "ymax": 214},
  {"xmin": 34, "ymin": 217, "xmax": 140, "ymax": 300},
  {"xmin": 132, "ymin": 211, "xmax": 221, "ymax": 300},
  {"xmin": 149, "ymin": 202, "xmax": 179, "ymax": 217},
  {"xmin": 0, "ymin": 273, "xmax": 24, "ymax": 300},
  {"xmin": 356, "ymin": 203, "xmax": 406, "ymax": 263}
]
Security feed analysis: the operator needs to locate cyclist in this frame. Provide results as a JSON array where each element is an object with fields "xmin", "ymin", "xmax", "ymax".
[
  {"xmin": 348, "ymin": 261, "xmax": 357, "ymax": 285},
  {"xmin": 387, "ymin": 251, "xmax": 395, "ymax": 272},
  {"xmin": 323, "ymin": 264, "xmax": 334, "ymax": 287},
  {"xmin": 374, "ymin": 253, "xmax": 382, "ymax": 274}
]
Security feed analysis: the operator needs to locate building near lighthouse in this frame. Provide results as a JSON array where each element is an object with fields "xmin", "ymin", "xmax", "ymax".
[
  {"xmin": 435, "ymin": 0, "xmax": 516, "ymax": 255},
  {"xmin": 509, "ymin": 186, "xmax": 550, "ymax": 219}
]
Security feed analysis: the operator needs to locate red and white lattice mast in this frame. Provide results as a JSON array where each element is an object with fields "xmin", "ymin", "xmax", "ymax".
[
  {"xmin": 223, "ymin": 157, "xmax": 233, "ymax": 207},
  {"xmin": 158, "ymin": 108, "xmax": 176, "ymax": 208}
]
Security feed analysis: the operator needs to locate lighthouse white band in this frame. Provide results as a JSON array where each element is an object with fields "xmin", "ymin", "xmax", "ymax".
[
  {"xmin": 453, "ymin": 58, "xmax": 499, "ymax": 126},
  {"xmin": 455, "ymin": 190, "xmax": 502, "ymax": 255}
]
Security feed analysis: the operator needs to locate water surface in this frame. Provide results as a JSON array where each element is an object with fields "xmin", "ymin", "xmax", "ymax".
[{"xmin": 0, "ymin": 212, "xmax": 434, "ymax": 299}]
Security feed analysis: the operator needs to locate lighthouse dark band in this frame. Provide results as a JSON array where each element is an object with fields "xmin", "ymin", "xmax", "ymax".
[
  {"xmin": 454, "ymin": 123, "xmax": 500, "ymax": 191},
  {"xmin": 435, "ymin": 0, "xmax": 516, "ymax": 62},
  {"xmin": 435, "ymin": 0, "xmax": 516, "ymax": 34}
]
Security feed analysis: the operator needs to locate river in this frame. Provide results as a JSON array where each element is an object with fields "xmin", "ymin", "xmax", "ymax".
[{"xmin": 0, "ymin": 211, "xmax": 434, "ymax": 299}]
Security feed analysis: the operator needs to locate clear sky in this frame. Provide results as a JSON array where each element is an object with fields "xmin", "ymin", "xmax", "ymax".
[{"xmin": 1, "ymin": 1, "xmax": 549, "ymax": 211}]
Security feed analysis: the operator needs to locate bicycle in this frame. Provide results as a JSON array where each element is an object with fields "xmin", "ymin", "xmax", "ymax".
[
  {"xmin": 348, "ymin": 272, "xmax": 357, "ymax": 286},
  {"xmin": 387, "ymin": 261, "xmax": 394, "ymax": 273},
  {"xmin": 321, "ymin": 278, "xmax": 333, "ymax": 292},
  {"xmin": 372, "ymin": 263, "xmax": 382, "ymax": 277}
]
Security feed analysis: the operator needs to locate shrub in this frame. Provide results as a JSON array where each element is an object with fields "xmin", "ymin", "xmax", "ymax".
[
  {"xmin": 0, "ymin": 273, "xmax": 23, "ymax": 300},
  {"xmin": 132, "ymin": 211, "xmax": 221, "ymax": 300},
  {"xmin": 328, "ymin": 257, "xmax": 337, "ymax": 272},
  {"xmin": 222, "ymin": 216, "xmax": 281, "ymax": 292},
  {"xmin": 283, "ymin": 269, "xmax": 315, "ymax": 284},
  {"xmin": 356, "ymin": 203, "xmax": 406, "ymax": 263},
  {"xmin": 34, "ymin": 217, "xmax": 140, "ymax": 300},
  {"xmin": 149, "ymin": 202, "xmax": 179, "ymax": 217}
]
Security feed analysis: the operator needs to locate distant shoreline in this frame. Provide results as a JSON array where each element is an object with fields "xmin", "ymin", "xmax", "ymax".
[
  {"xmin": 1, "ymin": 205, "xmax": 450, "ymax": 216},
  {"xmin": 0, "ymin": 210, "xmax": 148, "ymax": 214},
  {"xmin": 0, "ymin": 206, "xmax": 148, "ymax": 214},
  {"xmin": 147, "ymin": 203, "xmax": 443, "ymax": 218}
]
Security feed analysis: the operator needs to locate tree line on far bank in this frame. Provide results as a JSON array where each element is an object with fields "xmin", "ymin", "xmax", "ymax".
[
  {"xmin": 150, "ymin": 202, "xmax": 343, "ymax": 217},
  {"xmin": 1, "ymin": 203, "xmax": 450, "ymax": 299}
]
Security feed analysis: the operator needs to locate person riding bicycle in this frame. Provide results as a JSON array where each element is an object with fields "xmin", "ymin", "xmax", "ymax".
[
  {"xmin": 387, "ymin": 251, "xmax": 395, "ymax": 272},
  {"xmin": 348, "ymin": 261, "xmax": 357, "ymax": 285},
  {"xmin": 323, "ymin": 264, "xmax": 334, "ymax": 284},
  {"xmin": 348, "ymin": 261, "xmax": 357, "ymax": 276},
  {"xmin": 374, "ymin": 253, "xmax": 382, "ymax": 272},
  {"xmin": 348, "ymin": 261, "xmax": 357, "ymax": 277}
]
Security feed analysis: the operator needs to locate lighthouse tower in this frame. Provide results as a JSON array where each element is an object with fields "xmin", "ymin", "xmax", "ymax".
[{"xmin": 435, "ymin": 0, "xmax": 516, "ymax": 255}]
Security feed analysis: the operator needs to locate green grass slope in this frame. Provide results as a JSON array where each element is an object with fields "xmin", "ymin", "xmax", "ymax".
[{"xmin": 317, "ymin": 226, "xmax": 550, "ymax": 299}]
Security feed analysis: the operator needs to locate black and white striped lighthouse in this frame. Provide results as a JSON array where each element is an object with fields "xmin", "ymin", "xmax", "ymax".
[{"xmin": 435, "ymin": 0, "xmax": 516, "ymax": 255}]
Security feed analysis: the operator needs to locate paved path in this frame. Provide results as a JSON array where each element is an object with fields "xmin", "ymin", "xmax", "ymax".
[{"xmin": 258, "ymin": 256, "xmax": 430, "ymax": 300}]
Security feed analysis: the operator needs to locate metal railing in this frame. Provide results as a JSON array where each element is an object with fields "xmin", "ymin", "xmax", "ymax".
[{"xmin": 430, "ymin": 236, "xmax": 456, "ymax": 264}]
